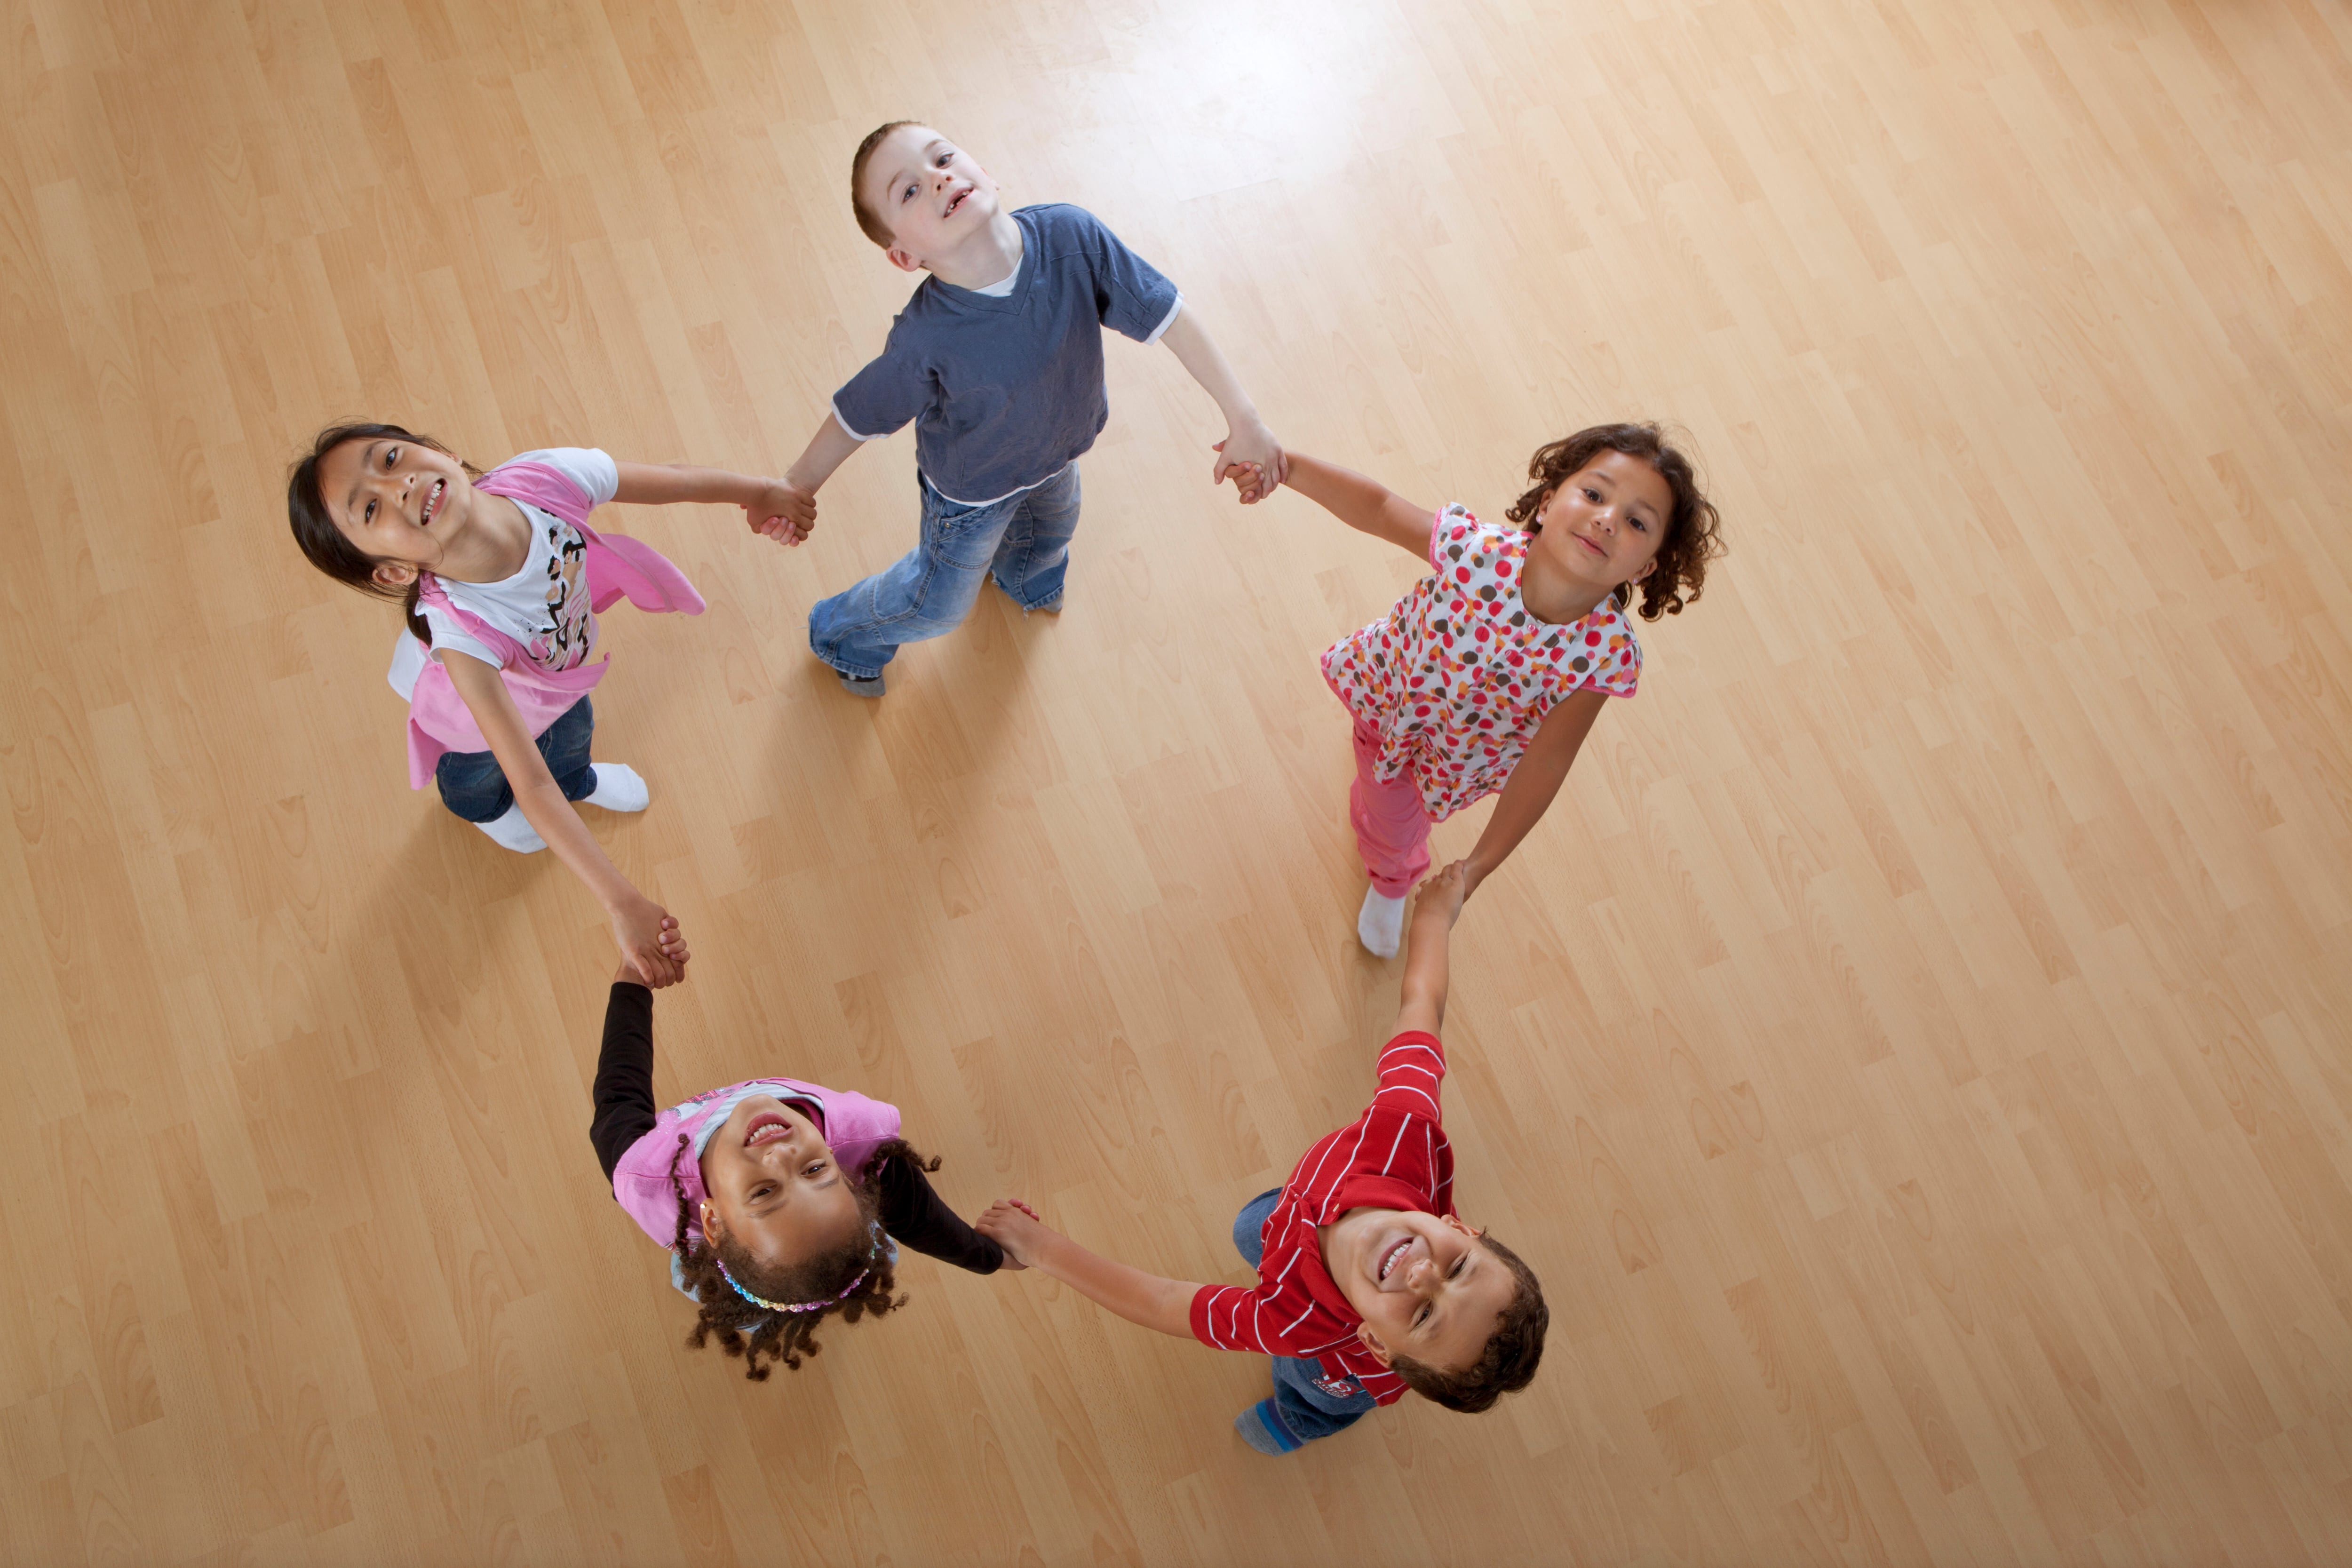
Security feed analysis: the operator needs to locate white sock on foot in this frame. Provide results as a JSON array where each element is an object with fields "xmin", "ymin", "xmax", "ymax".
[
  {"xmin": 475, "ymin": 802, "xmax": 547, "ymax": 853},
  {"xmin": 583, "ymin": 763, "xmax": 649, "ymax": 813},
  {"xmin": 1357, "ymin": 885, "xmax": 1406, "ymax": 959}
]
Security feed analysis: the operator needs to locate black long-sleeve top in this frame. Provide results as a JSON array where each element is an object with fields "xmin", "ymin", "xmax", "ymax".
[{"xmin": 590, "ymin": 982, "xmax": 1004, "ymax": 1273}]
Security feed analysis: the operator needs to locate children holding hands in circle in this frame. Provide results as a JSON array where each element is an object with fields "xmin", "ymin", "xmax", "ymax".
[{"xmin": 285, "ymin": 117, "xmax": 1726, "ymax": 1452}]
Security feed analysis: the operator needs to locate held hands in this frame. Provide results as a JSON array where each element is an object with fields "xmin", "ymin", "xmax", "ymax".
[
  {"xmin": 1210, "ymin": 422, "xmax": 1287, "ymax": 505},
  {"xmin": 612, "ymin": 901, "xmax": 691, "ymax": 987},
  {"xmin": 743, "ymin": 478, "xmax": 816, "ymax": 546},
  {"xmin": 975, "ymin": 1198, "xmax": 1051, "ymax": 1269}
]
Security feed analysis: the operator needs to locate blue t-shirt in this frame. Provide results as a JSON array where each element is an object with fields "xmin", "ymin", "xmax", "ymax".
[{"xmin": 831, "ymin": 203, "xmax": 1182, "ymax": 504}]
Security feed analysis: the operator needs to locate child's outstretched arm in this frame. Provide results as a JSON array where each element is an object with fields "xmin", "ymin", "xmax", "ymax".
[
  {"xmin": 976, "ymin": 1201, "xmax": 1197, "ymax": 1337},
  {"xmin": 1252, "ymin": 451, "xmax": 1434, "ymax": 559},
  {"xmin": 589, "ymin": 959, "xmax": 670, "ymax": 1181},
  {"xmin": 615, "ymin": 460, "xmax": 815, "ymax": 546},
  {"xmin": 443, "ymin": 654, "xmax": 692, "ymax": 986},
  {"xmin": 1397, "ymin": 860, "xmax": 1468, "ymax": 1036},
  {"xmin": 1156, "ymin": 304, "xmax": 1285, "ymax": 502},
  {"xmin": 1462, "ymin": 688, "xmax": 1608, "ymax": 899}
]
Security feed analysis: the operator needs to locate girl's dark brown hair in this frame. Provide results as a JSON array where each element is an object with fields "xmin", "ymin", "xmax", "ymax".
[
  {"xmin": 1504, "ymin": 422, "xmax": 1724, "ymax": 621},
  {"xmin": 286, "ymin": 421, "xmax": 480, "ymax": 645},
  {"xmin": 666, "ymin": 1134, "xmax": 936, "ymax": 1380}
]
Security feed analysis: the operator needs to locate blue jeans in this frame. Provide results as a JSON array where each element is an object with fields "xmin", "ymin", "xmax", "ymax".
[
  {"xmin": 807, "ymin": 462, "xmax": 1082, "ymax": 679},
  {"xmin": 1234, "ymin": 1188, "xmax": 1379, "ymax": 1448},
  {"xmin": 435, "ymin": 697, "xmax": 597, "ymax": 822}
]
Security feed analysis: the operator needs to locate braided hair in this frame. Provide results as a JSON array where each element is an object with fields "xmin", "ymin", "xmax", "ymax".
[{"xmin": 665, "ymin": 1133, "xmax": 938, "ymax": 1380}]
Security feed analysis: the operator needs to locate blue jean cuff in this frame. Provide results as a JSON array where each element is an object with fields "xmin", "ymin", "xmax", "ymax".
[{"xmin": 814, "ymin": 651, "xmax": 884, "ymax": 682}]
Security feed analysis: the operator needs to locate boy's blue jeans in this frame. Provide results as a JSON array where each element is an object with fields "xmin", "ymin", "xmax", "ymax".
[
  {"xmin": 807, "ymin": 462, "xmax": 1082, "ymax": 680},
  {"xmin": 435, "ymin": 697, "xmax": 597, "ymax": 822},
  {"xmin": 1234, "ymin": 1188, "xmax": 1380, "ymax": 1449}
]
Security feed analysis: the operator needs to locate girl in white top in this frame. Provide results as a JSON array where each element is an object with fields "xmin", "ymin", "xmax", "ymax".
[{"xmin": 288, "ymin": 421, "xmax": 815, "ymax": 984}]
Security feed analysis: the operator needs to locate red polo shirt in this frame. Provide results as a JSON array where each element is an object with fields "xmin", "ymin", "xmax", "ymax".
[{"xmin": 1189, "ymin": 1032, "xmax": 1452, "ymax": 1405}]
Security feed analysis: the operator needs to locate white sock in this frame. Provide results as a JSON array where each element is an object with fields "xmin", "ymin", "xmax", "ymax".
[
  {"xmin": 583, "ymin": 763, "xmax": 649, "ymax": 813},
  {"xmin": 1357, "ymin": 885, "xmax": 1406, "ymax": 959},
  {"xmin": 474, "ymin": 802, "xmax": 547, "ymax": 853}
]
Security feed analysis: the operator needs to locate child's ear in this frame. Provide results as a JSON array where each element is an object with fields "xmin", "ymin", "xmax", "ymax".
[
  {"xmin": 1353, "ymin": 1323, "xmax": 1397, "ymax": 1367},
  {"xmin": 371, "ymin": 559, "xmax": 419, "ymax": 590},
  {"xmin": 885, "ymin": 244, "xmax": 926, "ymax": 275},
  {"xmin": 1443, "ymin": 1214, "xmax": 1482, "ymax": 1241},
  {"xmin": 699, "ymin": 1201, "xmax": 726, "ymax": 1246}
]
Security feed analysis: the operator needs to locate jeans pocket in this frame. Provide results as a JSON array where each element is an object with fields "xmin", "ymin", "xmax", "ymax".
[{"xmin": 925, "ymin": 492, "xmax": 1009, "ymax": 570}]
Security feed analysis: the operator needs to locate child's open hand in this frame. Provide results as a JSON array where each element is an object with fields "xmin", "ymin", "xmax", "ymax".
[
  {"xmin": 975, "ymin": 1199, "xmax": 1053, "ymax": 1269},
  {"xmin": 613, "ymin": 901, "xmax": 690, "ymax": 987},
  {"xmin": 1413, "ymin": 860, "xmax": 1469, "ymax": 930},
  {"xmin": 744, "ymin": 479, "xmax": 816, "ymax": 546}
]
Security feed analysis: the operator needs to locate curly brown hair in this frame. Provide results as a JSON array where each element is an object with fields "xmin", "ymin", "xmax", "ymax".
[
  {"xmin": 1388, "ymin": 1231, "xmax": 1548, "ymax": 1413},
  {"xmin": 849, "ymin": 120, "xmax": 919, "ymax": 248},
  {"xmin": 666, "ymin": 1133, "xmax": 936, "ymax": 1380},
  {"xmin": 1503, "ymin": 422, "xmax": 1724, "ymax": 621},
  {"xmin": 286, "ymin": 421, "xmax": 482, "ymax": 645}
]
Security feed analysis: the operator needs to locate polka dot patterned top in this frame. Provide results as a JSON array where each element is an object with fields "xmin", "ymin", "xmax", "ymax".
[{"xmin": 1320, "ymin": 504, "xmax": 1641, "ymax": 823}]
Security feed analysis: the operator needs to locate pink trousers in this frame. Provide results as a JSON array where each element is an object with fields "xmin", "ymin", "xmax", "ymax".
[{"xmin": 1349, "ymin": 717, "xmax": 1433, "ymax": 898}]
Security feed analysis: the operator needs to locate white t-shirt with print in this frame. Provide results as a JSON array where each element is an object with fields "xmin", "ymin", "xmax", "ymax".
[{"xmin": 387, "ymin": 448, "xmax": 620, "ymax": 698}]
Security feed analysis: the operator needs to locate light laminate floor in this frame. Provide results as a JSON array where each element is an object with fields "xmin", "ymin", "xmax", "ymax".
[{"xmin": 4, "ymin": 0, "xmax": 2352, "ymax": 1563}]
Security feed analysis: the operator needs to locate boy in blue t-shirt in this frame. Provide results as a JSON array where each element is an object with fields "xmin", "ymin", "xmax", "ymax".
[{"xmin": 762, "ymin": 122, "xmax": 1287, "ymax": 695}]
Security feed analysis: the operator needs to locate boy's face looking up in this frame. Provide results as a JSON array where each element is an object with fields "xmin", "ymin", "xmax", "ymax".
[
  {"xmin": 1321, "ymin": 1207, "xmax": 1517, "ymax": 1371},
  {"xmin": 857, "ymin": 125, "xmax": 1001, "ymax": 274}
]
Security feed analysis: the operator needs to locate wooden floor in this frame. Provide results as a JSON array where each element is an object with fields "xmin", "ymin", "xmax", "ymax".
[{"xmin": 4, "ymin": 0, "xmax": 2350, "ymax": 1562}]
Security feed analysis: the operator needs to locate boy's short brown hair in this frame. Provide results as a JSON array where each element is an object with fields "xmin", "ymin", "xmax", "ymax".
[
  {"xmin": 1390, "ymin": 1232, "xmax": 1548, "ymax": 1412},
  {"xmin": 850, "ymin": 120, "xmax": 918, "ymax": 247}
]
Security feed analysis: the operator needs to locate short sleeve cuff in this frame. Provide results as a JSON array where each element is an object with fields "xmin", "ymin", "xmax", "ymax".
[
  {"xmin": 1141, "ymin": 293, "xmax": 1184, "ymax": 346},
  {"xmin": 828, "ymin": 397, "xmax": 888, "ymax": 443},
  {"xmin": 421, "ymin": 606, "xmax": 500, "ymax": 671}
]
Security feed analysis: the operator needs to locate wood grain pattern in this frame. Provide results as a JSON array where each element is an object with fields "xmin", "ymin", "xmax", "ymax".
[{"xmin": 3, "ymin": 0, "xmax": 2350, "ymax": 1561}]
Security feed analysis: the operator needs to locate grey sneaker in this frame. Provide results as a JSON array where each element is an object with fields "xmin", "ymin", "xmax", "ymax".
[{"xmin": 838, "ymin": 670, "xmax": 886, "ymax": 698}]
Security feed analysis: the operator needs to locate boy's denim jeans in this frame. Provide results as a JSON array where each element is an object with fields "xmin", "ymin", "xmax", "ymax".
[
  {"xmin": 434, "ymin": 697, "xmax": 597, "ymax": 822},
  {"xmin": 1233, "ymin": 1188, "xmax": 1380, "ymax": 1448},
  {"xmin": 807, "ymin": 462, "xmax": 1081, "ymax": 680}
]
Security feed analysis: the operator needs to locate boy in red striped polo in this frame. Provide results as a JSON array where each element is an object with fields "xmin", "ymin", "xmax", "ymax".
[{"xmin": 977, "ymin": 861, "xmax": 1548, "ymax": 1452}]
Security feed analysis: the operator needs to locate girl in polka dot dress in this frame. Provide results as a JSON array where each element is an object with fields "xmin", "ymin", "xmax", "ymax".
[{"xmin": 1229, "ymin": 423, "xmax": 1723, "ymax": 956}]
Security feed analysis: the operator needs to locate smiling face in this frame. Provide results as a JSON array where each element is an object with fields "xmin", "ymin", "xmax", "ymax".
[
  {"xmin": 1529, "ymin": 448, "xmax": 1675, "ymax": 601},
  {"xmin": 315, "ymin": 434, "xmax": 480, "ymax": 588},
  {"xmin": 1320, "ymin": 1207, "xmax": 1520, "ymax": 1372},
  {"xmin": 857, "ymin": 125, "xmax": 1001, "ymax": 272},
  {"xmin": 695, "ymin": 1096, "xmax": 866, "ymax": 1271}
]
